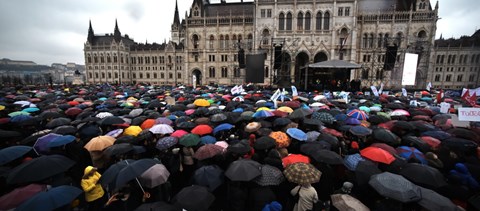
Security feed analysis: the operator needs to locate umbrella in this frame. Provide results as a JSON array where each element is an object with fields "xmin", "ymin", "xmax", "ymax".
[
  {"xmin": 22, "ymin": 107, "xmax": 39, "ymax": 113},
  {"xmin": 306, "ymin": 131, "xmax": 321, "ymax": 142},
  {"xmin": 368, "ymin": 172, "xmax": 422, "ymax": 203},
  {"xmin": 177, "ymin": 121, "xmax": 197, "ymax": 131},
  {"xmin": 193, "ymin": 165, "xmax": 224, "ymax": 192},
  {"xmin": 179, "ymin": 134, "xmax": 201, "ymax": 147},
  {"xmin": 269, "ymin": 131, "xmax": 291, "ymax": 148},
  {"xmin": 421, "ymin": 130, "xmax": 451, "ymax": 141},
  {"xmin": 286, "ymin": 128, "xmax": 307, "ymax": 141},
  {"xmin": 213, "ymin": 123, "xmax": 234, "ymax": 135},
  {"xmin": 0, "ymin": 146, "xmax": 32, "ymax": 165},
  {"xmin": 149, "ymin": 124, "xmax": 174, "ymax": 134},
  {"xmin": 312, "ymin": 112, "xmax": 336, "ymax": 124},
  {"xmin": 349, "ymin": 126, "xmax": 372, "ymax": 136},
  {"xmin": 171, "ymin": 129, "xmax": 188, "ymax": 138},
  {"xmin": 289, "ymin": 108, "xmax": 313, "ymax": 119},
  {"xmin": 442, "ymin": 137, "xmax": 478, "ymax": 152},
  {"xmin": 155, "ymin": 117, "xmax": 173, "ymax": 125},
  {"xmin": 84, "ymin": 136, "xmax": 115, "ymax": 151},
  {"xmin": 283, "ymin": 162, "xmax": 321, "ymax": 185},
  {"xmin": 155, "ymin": 136, "xmax": 179, "ymax": 151},
  {"xmin": 345, "ymin": 117, "xmax": 361, "ymax": 125},
  {"xmin": 65, "ymin": 107, "xmax": 82, "ymax": 116},
  {"xmin": 99, "ymin": 159, "xmax": 134, "ymax": 190},
  {"xmin": 0, "ymin": 184, "xmax": 47, "ymax": 210},
  {"xmin": 417, "ymin": 187, "xmax": 459, "ymax": 211},
  {"xmin": 253, "ymin": 136, "xmax": 276, "ymax": 150},
  {"xmin": 305, "ymin": 149, "xmax": 343, "ymax": 165},
  {"xmin": 399, "ymin": 163, "xmax": 447, "ymax": 189},
  {"xmin": 135, "ymin": 201, "xmax": 180, "ymax": 211},
  {"xmin": 344, "ymin": 153, "xmax": 365, "ymax": 171},
  {"xmin": 273, "ymin": 117, "xmax": 292, "ymax": 127},
  {"xmin": 104, "ymin": 143, "xmax": 134, "ymax": 157},
  {"xmin": 16, "ymin": 185, "xmax": 83, "ymax": 211},
  {"xmin": 116, "ymin": 159, "xmax": 158, "ymax": 189},
  {"xmin": 96, "ymin": 111, "xmax": 113, "ymax": 119},
  {"xmin": 347, "ymin": 109, "xmax": 368, "ymax": 120},
  {"xmin": 8, "ymin": 111, "xmax": 30, "ymax": 117},
  {"xmin": 193, "ymin": 144, "xmax": 224, "ymax": 160},
  {"xmin": 390, "ymin": 109, "xmax": 410, "ymax": 116},
  {"xmin": 98, "ymin": 116, "xmax": 125, "ymax": 126},
  {"xmin": 370, "ymin": 143, "xmax": 397, "ymax": 156},
  {"xmin": 172, "ymin": 185, "xmax": 215, "ymax": 211},
  {"xmin": 45, "ymin": 117, "xmax": 71, "ymax": 129},
  {"xmin": 7, "ymin": 155, "xmax": 75, "ymax": 184},
  {"xmin": 372, "ymin": 128, "xmax": 400, "ymax": 146},
  {"xmin": 225, "ymin": 159, "xmax": 262, "ymax": 181},
  {"xmin": 47, "ymin": 135, "xmax": 76, "ymax": 148},
  {"xmin": 124, "ymin": 125, "xmax": 143, "ymax": 136},
  {"xmin": 200, "ymin": 135, "xmax": 217, "ymax": 144},
  {"xmin": 139, "ymin": 163, "xmax": 170, "ymax": 188},
  {"xmin": 330, "ymin": 194, "xmax": 370, "ymax": 211},
  {"xmin": 191, "ymin": 125, "xmax": 213, "ymax": 136},
  {"xmin": 51, "ymin": 125, "xmax": 77, "ymax": 135},
  {"xmin": 360, "ymin": 147, "xmax": 396, "ymax": 164},
  {"xmin": 253, "ymin": 110, "xmax": 274, "ymax": 118},
  {"xmin": 34, "ymin": 133, "xmax": 63, "ymax": 154},
  {"xmin": 39, "ymin": 111, "xmax": 63, "ymax": 120},
  {"xmin": 193, "ymin": 99, "xmax": 211, "ymax": 107},
  {"xmin": 355, "ymin": 160, "xmax": 382, "ymax": 186},
  {"xmin": 210, "ymin": 113, "xmax": 227, "ymax": 123},
  {"xmin": 396, "ymin": 146, "xmax": 426, "ymax": 164},
  {"xmin": 277, "ymin": 106, "xmax": 294, "ymax": 113},
  {"xmin": 254, "ymin": 164, "xmax": 285, "ymax": 186},
  {"xmin": 420, "ymin": 136, "xmax": 441, "ymax": 149},
  {"xmin": 245, "ymin": 122, "xmax": 261, "ymax": 133},
  {"xmin": 105, "ymin": 129, "xmax": 124, "ymax": 138},
  {"xmin": 227, "ymin": 141, "xmax": 251, "ymax": 155}
]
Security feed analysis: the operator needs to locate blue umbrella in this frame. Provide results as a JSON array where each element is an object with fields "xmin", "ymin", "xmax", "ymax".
[
  {"xmin": 47, "ymin": 135, "xmax": 76, "ymax": 148},
  {"xmin": 349, "ymin": 126, "xmax": 373, "ymax": 136},
  {"xmin": 344, "ymin": 117, "xmax": 361, "ymax": 125},
  {"xmin": 286, "ymin": 128, "xmax": 307, "ymax": 141},
  {"xmin": 396, "ymin": 146, "xmax": 427, "ymax": 164},
  {"xmin": 200, "ymin": 135, "xmax": 217, "ymax": 145},
  {"xmin": 213, "ymin": 123, "xmax": 234, "ymax": 135},
  {"xmin": 0, "ymin": 146, "xmax": 32, "ymax": 165},
  {"xmin": 252, "ymin": 110, "xmax": 274, "ymax": 118},
  {"xmin": 16, "ymin": 185, "xmax": 83, "ymax": 211},
  {"xmin": 10, "ymin": 115, "xmax": 33, "ymax": 123},
  {"xmin": 344, "ymin": 153, "xmax": 365, "ymax": 171},
  {"xmin": 22, "ymin": 107, "xmax": 40, "ymax": 113},
  {"xmin": 232, "ymin": 108, "xmax": 244, "ymax": 113},
  {"xmin": 34, "ymin": 133, "xmax": 63, "ymax": 154},
  {"xmin": 193, "ymin": 165, "xmax": 224, "ymax": 192},
  {"xmin": 335, "ymin": 114, "xmax": 348, "ymax": 121}
]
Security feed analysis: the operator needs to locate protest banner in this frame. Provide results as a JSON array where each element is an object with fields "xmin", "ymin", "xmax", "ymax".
[{"xmin": 458, "ymin": 107, "xmax": 480, "ymax": 121}]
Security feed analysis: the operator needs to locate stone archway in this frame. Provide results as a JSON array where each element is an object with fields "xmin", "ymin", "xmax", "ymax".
[
  {"xmin": 314, "ymin": 52, "xmax": 328, "ymax": 63},
  {"xmin": 295, "ymin": 52, "xmax": 310, "ymax": 89},
  {"xmin": 192, "ymin": 69, "xmax": 202, "ymax": 86}
]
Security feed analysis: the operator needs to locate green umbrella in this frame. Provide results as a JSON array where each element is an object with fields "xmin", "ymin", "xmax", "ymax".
[
  {"xmin": 8, "ymin": 111, "xmax": 31, "ymax": 117},
  {"xmin": 179, "ymin": 134, "xmax": 201, "ymax": 147}
]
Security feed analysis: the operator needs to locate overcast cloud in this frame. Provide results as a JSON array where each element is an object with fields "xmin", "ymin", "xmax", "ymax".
[{"xmin": 0, "ymin": 0, "xmax": 477, "ymax": 65}]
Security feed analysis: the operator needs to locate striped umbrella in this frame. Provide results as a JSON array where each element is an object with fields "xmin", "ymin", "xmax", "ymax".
[{"xmin": 347, "ymin": 109, "xmax": 368, "ymax": 120}]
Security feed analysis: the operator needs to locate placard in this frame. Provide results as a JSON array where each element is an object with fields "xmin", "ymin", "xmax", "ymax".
[
  {"xmin": 440, "ymin": 102, "xmax": 451, "ymax": 114},
  {"xmin": 458, "ymin": 107, "xmax": 480, "ymax": 121},
  {"xmin": 402, "ymin": 88, "xmax": 407, "ymax": 97}
]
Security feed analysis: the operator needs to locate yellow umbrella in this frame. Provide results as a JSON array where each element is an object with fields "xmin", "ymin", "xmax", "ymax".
[
  {"xmin": 0, "ymin": 105, "xmax": 5, "ymax": 111},
  {"xmin": 84, "ymin": 136, "xmax": 115, "ymax": 151},
  {"xmin": 256, "ymin": 107, "xmax": 271, "ymax": 112},
  {"xmin": 123, "ymin": 125, "xmax": 143, "ymax": 136},
  {"xmin": 194, "ymin": 99, "xmax": 210, "ymax": 107},
  {"xmin": 277, "ymin": 106, "xmax": 294, "ymax": 113}
]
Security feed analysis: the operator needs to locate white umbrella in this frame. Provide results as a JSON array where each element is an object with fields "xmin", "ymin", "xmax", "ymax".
[
  {"xmin": 149, "ymin": 124, "xmax": 174, "ymax": 134},
  {"xmin": 96, "ymin": 112, "xmax": 113, "ymax": 119}
]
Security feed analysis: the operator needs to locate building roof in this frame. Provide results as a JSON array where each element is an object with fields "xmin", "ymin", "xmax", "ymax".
[
  {"xmin": 204, "ymin": 2, "xmax": 254, "ymax": 17},
  {"xmin": 435, "ymin": 30, "xmax": 480, "ymax": 48},
  {"xmin": 309, "ymin": 60, "xmax": 362, "ymax": 69}
]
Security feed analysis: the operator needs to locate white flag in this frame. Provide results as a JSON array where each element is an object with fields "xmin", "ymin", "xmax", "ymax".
[
  {"xmin": 238, "ymin": 85, "xmax": 245, "ymax": 93},
  {"xmin": 271, "ymin": 89, "xmax": 281, "ymax": 108},
  {"xmin": 291, "ymin": 86, "xmax": 298, "ymax": 97},
  {"xmin": 426, "ymin": 82, "xmax": 432, "ymax": 91},
  {"xmin": 402, "ymin": 88, "xmax": 407, "ymax": 97},
  {"xmin": 378, "ymin": 83, "xmax": 384, "ymax": 94},
  {"xmin": 370, "ymin": 86, "xmax": 379, "ymax": 97},
  {"xmin": 192, "ymin": 75, "xmax": 197, "ymax": 89},
  {"xmin": 281, "ymin": 88, "xmax": 286, "ymax": 102},
  {"xmin": 230, "ymin": 85, "xmax": 239, "ymax": 95}
]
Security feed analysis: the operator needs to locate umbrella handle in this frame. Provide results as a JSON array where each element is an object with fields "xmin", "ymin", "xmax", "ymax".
[{"xmin": 124, "ymin": 160, "xmax": 146, "ymax": 195}]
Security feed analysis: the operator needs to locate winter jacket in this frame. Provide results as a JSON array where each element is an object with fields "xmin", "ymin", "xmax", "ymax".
[{"xmin": 81, "ymin": 166, "xmax": 105, "ymax": 202}]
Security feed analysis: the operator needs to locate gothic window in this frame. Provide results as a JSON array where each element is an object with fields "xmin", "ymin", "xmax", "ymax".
[
  {"xmin": 178, "ymin": 73, "xmax": 181, "ymax": 79},
  {"xmin": 376, "ymin": 69, "xmax": 383, "ymax": 80},
  {"xmin": 297, "ymin": 12, "xmax": 303, "ymax": 31},
  {"xmin": 193, "ymin": 34, "xmax": 199, "ymax": 49},
  {"xmin": 193, "ymin": 7, "xmax": 199, "ymax": 16},
  {"xmin": 209, "ymin": 67, "xmax": 216, "ymax": 78},
  {"xmin": 161, "ymin": 73, "xmax": 165, "ymax": 79},
  {"xmin": 363, "ymin": 34, "xmax": 368, "ymax": 48},
  {"xmin": 210, "ymin": 35, "xmax": 215, "ymax": 50},
  {"xmin": 469, "ymin": 74, "xmax": 475, "ymax": 82},
  {"xmin": 369, "ymin": 34, "xmax": 374, "ymax": 48},
  {"xmin": 338, "ymin": 7, "xmax": 343, "ymax": 16},
  {"xmin": 139, "ymin": 73, "xmax": 143, "ymax": 79},
  {"xmin": 154, "ymin": 73, "xmax": 157, "ymax": 78},
  {"xmin": 418, "ymin": 30, "xmax": 427, "ymax": 39},
  {"xmin": 100, "ymin": 54, "xmax": 105, "ymax": 63},
  {"xmin": 434, "ymin": 74, "xmax": 441, "ymax": 81},
  {"xmin": 247, "ymin": 34, "xmax": 253, "ymax": 50},
  {"xmin": 445, "ymin": 74, "xmax": 452, "ymax": 82},
  {"xmin": 225, "ymin": 35, "xmax": 230, "ymax": 49},
  {"xmin": 305, "ymin": 12, "xmax": 311, "ymax": 31},
  {"xmin": 220, "ymin": 35, "xmax": 225, "ymax": 49},
  {"xmin": 362, "ymin": 69, "xmax": 369, "ymax": 79},
  {"xmin": 457, "ymin": 74, "xmax": 463, "ymax": 82},
  {"xmin": 221, "ymin": 67, "xmax": 228, "ymax": 78},
  {"xmin": 279, "ymin": 13, "xmax": 285, "ymax": 31},
  {"xmin": 323, "ymin": 12, "xmax": 330, "ymax": 30},
  {"xmin": 169, "ymin": 73, "xmax": 173, "ymax": 79},
  {"xmin": 262, "ymin": 29, "xmax": 270, "ymax": 45},
  {"xmin": 146, "ymin": 73, "xmax": 150, "ymax": 78},
  {"xmin": 476, "ymin": 54, "xmax": 480, "ymax": 64},
  {"xmin": 286, "ymin": 12, "xmax": 293, "ymax": 31},
  {"xmin": 316, "ymin": 12, "xmax": 322, "ymax": 30},
  {"xmin": 345, "ymin": 7, "xmax": 350, "ymax": 16}
]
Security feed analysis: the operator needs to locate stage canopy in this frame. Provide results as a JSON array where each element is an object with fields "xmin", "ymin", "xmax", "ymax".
[{"xmin": 308, "ymin": 60, "xmax": 362, "ymax": 69}]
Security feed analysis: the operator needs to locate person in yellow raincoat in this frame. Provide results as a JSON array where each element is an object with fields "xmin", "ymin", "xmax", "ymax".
[{"xmin": 81, "ymin": 166, "xmax": 106, "ymax": 211}]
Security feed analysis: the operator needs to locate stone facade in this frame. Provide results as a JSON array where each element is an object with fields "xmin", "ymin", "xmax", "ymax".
[{"xmin": 84, "ymin": 0, "xmax": 439, "ymax": 89}]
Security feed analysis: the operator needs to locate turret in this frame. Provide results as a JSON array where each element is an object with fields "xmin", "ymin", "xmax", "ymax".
[
  {"xmin": 114, "ymin": 19, "xmax": 121, "ymax": 42},
  {"xmin": 87, "ymin": 20, "xmax": 94, "ymax": 44}
]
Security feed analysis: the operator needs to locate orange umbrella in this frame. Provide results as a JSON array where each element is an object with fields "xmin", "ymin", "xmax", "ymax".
[
  {"xmin": 84, "ymin": 136, "xmax": 115, "ymax": 151},
  {"xmin": 269, "ymin": 131, "xmax": 291, "ymax": 148},
  {"xmin": 282, "ymin": 154, "xmax": 310, "ymax": 168},
  {"xmin": 191, "ymin": 125, "xmax": 213, "ymax": 136},
  {"xmin": 140, "ymin": 119, "xmax": 156, "ymax": 130},
  {"xmin": 360, "ymin": 147, "xmax": 396, "ymax": 164}
]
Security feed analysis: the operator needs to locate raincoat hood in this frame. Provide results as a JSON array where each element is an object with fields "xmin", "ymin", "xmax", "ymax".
[{"xmin": 84, "ymin": 166, "xmax": 95, "ymax": 175}]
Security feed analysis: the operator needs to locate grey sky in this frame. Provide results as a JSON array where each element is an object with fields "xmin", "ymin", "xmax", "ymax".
[{"xmin": 0, "ymin": 0, "xmax": 477, "ymax": 65}]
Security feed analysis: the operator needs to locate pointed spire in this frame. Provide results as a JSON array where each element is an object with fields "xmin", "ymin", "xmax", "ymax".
[
  {"xmin": 435, "ymin": 1, "xmax": 439, "ymax": 10},
  {"xmin": 439, "ymin": 33, "xmax": 443, "ymax": 40},
  {"xmin": 114, "ymin": 19, "xmax": 121, "ymax": 42},
  {"xmin": 173, "ymin": 0, "xmax": 180, "ymax": 26},
  {"xmin": 88, "ymin": 20, "xmax": 95, "ymax": 43}
]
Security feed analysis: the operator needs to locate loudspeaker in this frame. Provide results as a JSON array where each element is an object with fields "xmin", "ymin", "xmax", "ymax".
[
  {"xmin": 383, "ymin": 45, "xmax": 398, "ymax": 70},
  {"xmin": 274, "ymin": 45, "xmax": 283, "ymax": 70},
  {"xmin": 245, "ymin": 53, "xmax": 265, "ymax": 83},
  {"xmin": 238, "ymin": 49, "xmax": 246, "ymax": 68}
]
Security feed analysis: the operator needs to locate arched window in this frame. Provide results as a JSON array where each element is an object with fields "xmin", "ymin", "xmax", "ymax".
[
  {"xmin": 369, "ymin": 34, "xmax": 374, "ymax": 48},
  {"xmin": 363, "ymin": 34, "xmax": 368, "ymax": 48},
  {"xmin": 418, "ymin": 30, "xmax": 427, "ymax": 39},
  {"xmin": 305, "ymin": 12, "xmax": 311, "ymax": 31},
  {"xmin": 396, "ymin": 32, "xmax": 403, "ymax": 47},
  {"xmin": 262, "ymin": 29, "xmax": 270, "ymax": 45},
  {"xmin": 221, "ymin": 67, "xmax": 228, "ymax": 78},
  {"xmin": 378, "ymin": 33, "xmax": 383, "ymax": 48},
  {"xmin": 445, "ymin": 74, "xmax": 452, "ymax": 82},
  {"xmin": 286, "ymin": 12, "xmax": 293, "ymax": 31},
  {"xmin": 279, "ymin": 13, "xmax": 285, "ymax": 31},
  {"xmin": 209, "ymin": 35, "xmax": 215, "ymax": 50},
  {"xmin": 316, "ymin": 12, "xmax": 322, "ymax": 30},
  {"xmin": 297, "ymin": 12, "xmax": 304, "ymax": 31},
  {"xmin": 220, "ymin": 35, "xmax": 225, "ymax": 49},
  {"xmin": 323, "ymin": 12, "xmax": 330, "ymax": 30},
  {"xmin": 434, "ymin": 74, "xmax": 441, "ymax": 82},
  {"xmin": 209, "ymin": 67, "xmax": 216, "ymax": 78},
  {"xmin": 193, "ymin": 34, "xmax": 199, "ymax": 49},
  {"xmin": 225, "ymin": 35, "xmax": 230, "ymax": 49}
]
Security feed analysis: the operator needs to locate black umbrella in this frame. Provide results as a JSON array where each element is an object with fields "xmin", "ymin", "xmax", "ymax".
[
  {"xmin": 289, "ymin": 108, "xmax": 313, "ymax": 119},
  {"xmin": 417, "ymin": 187, "xmax": 459, "ymax": 211},
  {"xmin": 131, "ymin": 116, "xmax": 147, "ymax": 126},
  {"xmin": 116, "ymin": 159, "xmax": 158, "ymax": 189},
  {"xmin": 51, "ymin": 125, "xmax": 77, "ymax": 135},
  {"xmin": 447, "ymin": 128, "xmax": 480, "ymax": 143},
  {"xmin": 227, "ymin": 140, "xmax": 251, "ymax": 155},
  {"xmin": 300, "ymin": 142, "xmax": 331, "ymax": 153},
  {"xmin": 355, "ymin": 160, "xmax": 381, "ymax": 186},
  {"xmin": 99, "ymin": 159, "xmax": 135, "ymax": 190},
  {"xmin": 368, "ymin": 115, "xmax": 390, "ymax": 125},
  {"xmin": 177, "ymin": 121, "xmax": 197, "ymax": 131},
  {"xmin": 401, "ymin": 136, "xmax": 430, "ymax": 152},
  {"xmin": 253, "ymin": 136, "xmax": 276, "ymax": 150},
  {"xmin": 369, "ymin": 172, "xmax": 422, "ymax": 203},
  {"xmin": 98, "ymin": 116, "xmax": 125, "ymax": 126},
  {"xmin": 0, "ymin": 129, "xmax": 22, "ymax": 139},
  {"xmin": 39, "ymin": 111, "xmax": 64, "ymax": 120},
  {"xmin": 20, "ymin": 129, "xmax": 51, "ymax": 144},
  {"xmin": 399, "ymin": 163, "xmax": 447, "ymax": 189},
  {"xmin": 193, "ymin": 165, "xmax": 224, "ymax": 192},
  {"xmin": 104, "ymin": 143, "xmax": 134, "ymax": 157},
  {"xmin": 372, "ymin": 128, "xmax": 400, "ymax": 146},
  {"xmin": 273, "ymin": 118, "xmax": 291, "ymax": 128},
  {"xmin": 442, "ymin": 137, "xmax": 478, "ymax": 152},
  {"xmin": 45, "ymin": 117, "xmax": 71, "ymax": 129},
  {"xmin": 7, "ymin": 155, "xmax": 75, "ymax": 184},
  {"xmin": 116, "ymin": 135, "xmax": 139, "ymax": 145},
  {"xmin": 225, "ymin": 159, "xmax": 262, "ymax": 181},
  {"xmin": 253, "ymin": 164, "xmax": 285, "ymax": 186},
  {"xmin": 0, "ymin": 146, "xmax": 32, "ymax": 165},
  {"xmin": 135, "ymin": 201, "xmax": 180, "ymax": 211},
  {"xmin": 317, "ymin": 133, "xmax": 339, "ymax": 147},
  {"xmin": 307, "ymin": 149, "xmax": 344, "ymax": 165},
  {"xmin": 210, "ymin": 113, "xmax": 227, "ymax": 123},
  {"xmin": 172, "ymin": 185, "xmax": 215, "ymax": 211}
]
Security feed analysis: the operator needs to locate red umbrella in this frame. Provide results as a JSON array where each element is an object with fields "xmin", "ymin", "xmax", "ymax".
[
  {"xmin": 321, "ymin": 128, "xmax": 343, "ymax": 138},
  {"xmin": 191, "ymin": 125, "xmax": 213, "ymax": 136},
  {"xmin": 171, "ymin": 130, "xmax": 188, "ymax": 138},
  {"xmin": 360, "ymin": 147, "xmax": 396, "ymax": 164},
  {"xmin": 282, "ymin": 154, "xmax": 310, "ymax": 168},
  {"xmin": 420, "ymin": 136, "xmax": 441, "ymax": 149},
  {"xmin": 0, "ymin": 183, "xmax": 47, "ymax": 210},
  {"xmin": 378, "ymin": 120, "xmax": 397, "ymax": 130},
  {"xmin": 65, "ymin": 107, "xmax": 82, "ymax": 116},
  {"xmin": 371, "ymin": 143, "xmax": 397, "ymax": 155},
  {"xmin": 67, "ymin": 101, "xmax": 79, "ymax": 106}
]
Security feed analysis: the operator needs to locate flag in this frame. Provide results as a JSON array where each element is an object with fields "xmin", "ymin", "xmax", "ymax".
[
  {"xmin": 238, "ymin": 85, "xmax": 245, "ymax": 94},
  {"xmin": 370, "ymin": 86, "xmax": 379, "ymax": 97},
  {"xmin": 341, "ymin": 33, "xmax": 349, "ymax": 50},
  {"xmin": 281, "ymin": 88, "xmax": 286, "ymax": 102},
  {"xmin": 378, "ymin": 83, "xmax": 384, "ymax": 94},
  {"xmin": 436, "ymin": 89, "xmax": 444, "ymax": 104},
  {"xmin": 402, "ymin": 88, "xmax": 407, "ymax": 97},
  {"xmin": 462, "ymin": 90, "xmax": 477, "ymax": 107},
  {"xmin": 426, "ymin": 82, "xmax": 432, "ymax": 91},
  {"xmin": 230, "ymin": 85, "xmax": 239, "ymax": 95},
  {"xmin": 291, "ymin": 86, "xmax": 298, "ymax": 97}
]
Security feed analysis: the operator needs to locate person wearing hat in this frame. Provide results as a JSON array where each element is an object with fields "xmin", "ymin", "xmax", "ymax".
[{"xmin": 81, "ymin": 166, "xmax": 106, "ymax": 211}]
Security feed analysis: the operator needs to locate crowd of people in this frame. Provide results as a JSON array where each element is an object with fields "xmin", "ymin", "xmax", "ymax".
[{"xmin": 0, "ymin": 83, "xmax": 479, "ymax": 211}]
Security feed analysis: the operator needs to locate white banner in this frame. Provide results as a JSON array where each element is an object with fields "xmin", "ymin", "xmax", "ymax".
[
  {"xmin": 192, "ymin": 75, "xmax": 197, "ymax": 89},
  {"xmin": 230, "ymin": 85, "xmax": 239, "ymax": 95},
  {"xmin": 458, "ymin": 107, "xmax": 480, "ymax": 121},
  {"xmin": 281, "ymin": 88, "xmax": 286, "ymax": 102},
  {"xmin": 440, "ymin": 102, "xmax": 451, "ymax": 114},
  {"xmin": 426, "ymin": 82, "xmax": 432, "ymax": 91},
  {"xmin": 378, "ymin": 83, "xmax": 384, "ymax": 94},
  {"xmin": 402, "ymin": 88, "xmax": 407, "ymax": 97},
  {"xmin": 291, "ymin": 86, "xmax": 298, "ymax": 97},
  {"xmin": 401, "ymin": 53, "xmax": 419, "ymax": 85},
  {"xmin": 370, "ymin": 86, "xmax": 379, "ymax": 97}
]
